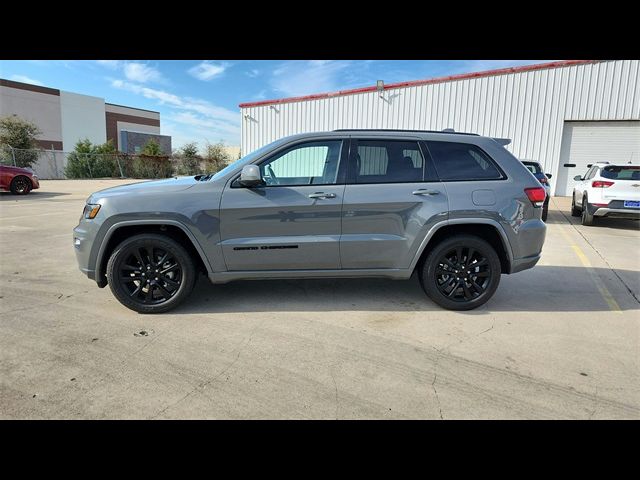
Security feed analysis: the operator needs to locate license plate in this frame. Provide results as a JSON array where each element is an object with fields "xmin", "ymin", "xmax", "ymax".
[{"xmin": 624, "ymin": 200, "xmax": 640, "ymax": 208}]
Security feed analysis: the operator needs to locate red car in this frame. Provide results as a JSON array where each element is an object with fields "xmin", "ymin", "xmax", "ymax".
[{"xmin": 0, "ymin": 165, "xmax": 40, "ymax": 195}]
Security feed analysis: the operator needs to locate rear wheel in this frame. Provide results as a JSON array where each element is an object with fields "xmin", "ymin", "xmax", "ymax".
[
  {"xmin": 10, "ymin": 176, "xmax": 32, "ymax": 195},
  {"xmin": 581, "ymin": 196, "xmax": 596, "ymax": 226},
  {"xmin": 541, "ymin": 200, "xmax": 549, "ymax": 222},
  {"xmin": 420, "ymin": 235, "xmax": 501, "ymax": 311},
  {"xmin": 106, "ymin": 234, "xmax": 196, "ymax": 313},
  {"xmin": 571, "ymin": 193, "xmax": 581, "ymax": 217}
]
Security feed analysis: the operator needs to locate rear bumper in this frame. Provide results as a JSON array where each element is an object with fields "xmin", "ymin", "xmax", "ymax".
[
  {"xmin": 593, "ymin": 207, "xmax": 640, "ymax": 218},
  {"xmin": 510, "ymin": 254, "xmax": 541, "ymax": 273}
]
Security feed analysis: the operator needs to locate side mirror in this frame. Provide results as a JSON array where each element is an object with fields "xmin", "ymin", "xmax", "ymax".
[
  {"xmin": 545, "ymin": 173, "xmax": 552, "ymax": 179},
  {"xmin": 239, "ymin": 165, "xmax": 262, "ymax": 187},
  {"xmin": 573, "ymin": 175, "xmax": 583, "ymax": 181}
]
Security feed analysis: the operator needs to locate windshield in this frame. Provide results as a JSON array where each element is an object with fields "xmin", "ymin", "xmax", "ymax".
[
  {"xmin": 209, "ymin": 140, "xmax": 285, "ymax": 181},
  {"xmin": 600, "ymin": 165, "xmax": 640, "ymax": 180}
]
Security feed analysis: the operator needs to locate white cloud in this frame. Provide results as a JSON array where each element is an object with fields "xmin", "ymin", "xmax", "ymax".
[
  {"xmin": 270, "ymin": 60, "xmax": 352, "ymax": 96},
  {"xmin": 188, "ymin": 61, "xmax": 227, "ymax": 81},
  {"xmin": 308, "ymin": 60, "xmax": 332, "ymax": 66},
  {"xmin": 123, "ymin": 62, "xmax": 163, "ymax": 83},
  {"xmin": 9, "ymin": 75, "xmax": 43, "ymax": 86},
  {"xmin": 454, "ymin": 60, "xmax": 555, "ymax": 74},
  {"xmin": 246, "ymin": 69, "xmax": 260, "ymax": 78},
  {"xmin": 95, "ymin": 60, "xmax": 121, "ymax": 69},
  {"xmin": 110, "ymin": 80, "xmax": 240, "ymax": 146}
]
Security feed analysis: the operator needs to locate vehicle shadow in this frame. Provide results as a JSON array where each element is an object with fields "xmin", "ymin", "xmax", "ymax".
[
  {"xmin": 173, "ymin": 265, "xmax": 640, "ymax": 315},
  {"xmin": 0, "ymin": 191, "xmax": 71, "ymax": 201}
]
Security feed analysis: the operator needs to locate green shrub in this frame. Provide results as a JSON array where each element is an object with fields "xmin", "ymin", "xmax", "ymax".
[
  {"xmin": 64, "ymin": 139, "xmax": 120, "ymax": 178},
  {"xmin": 0, "ymin": 115, "xmax": 41, "ymax": 168},
  {"xmin": 173, "ymin": 142, "xmax": 203, "ymax": 176},
  {"xmin": 127, "ymin": 155, "xmax": 173, "ymax": 179},
  {"xmin": 203, "ymin": 142, "xmax": 230, "ymax": 174}
]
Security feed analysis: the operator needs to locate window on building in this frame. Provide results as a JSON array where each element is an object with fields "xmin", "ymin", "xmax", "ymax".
[{"xmin": 427, "ymin": 141, "xmax": 503, "ymax": 181}]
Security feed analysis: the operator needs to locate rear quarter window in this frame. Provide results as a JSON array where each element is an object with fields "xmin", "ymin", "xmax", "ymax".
[{"xmin": 426, "ymin": 141, "xmax": 504, "ymax": 181}]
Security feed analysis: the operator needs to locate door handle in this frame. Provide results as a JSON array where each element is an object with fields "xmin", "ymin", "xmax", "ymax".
[
  {"xmin": 308, "ymin": 192, "xmax": 336, "ymax": 199},
  {"xmin": 412, "ymin": 189, "xmax": 440, "ymax": 196}
]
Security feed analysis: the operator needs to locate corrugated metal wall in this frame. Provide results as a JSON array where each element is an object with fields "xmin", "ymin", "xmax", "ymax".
[{"xmin": 240, "ymin": 60, "xmax": 640, "ymax": 195}]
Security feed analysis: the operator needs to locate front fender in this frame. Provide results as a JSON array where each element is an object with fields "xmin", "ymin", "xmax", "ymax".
[{"xmin": 93, "ymin": 218, "xmax": 212, "ymax": 287}]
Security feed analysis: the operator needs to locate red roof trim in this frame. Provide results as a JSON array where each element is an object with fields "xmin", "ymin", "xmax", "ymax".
[{"xmin": 239, "ymin": 60, "xmax": 599, "ymax": 108}]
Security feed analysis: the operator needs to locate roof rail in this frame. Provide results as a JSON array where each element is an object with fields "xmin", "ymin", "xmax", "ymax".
[{"xmin": 332, "ymin": 128, "xmax": 479, "ymax": 136}]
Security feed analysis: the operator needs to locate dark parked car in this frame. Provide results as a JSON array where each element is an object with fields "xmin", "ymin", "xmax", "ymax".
[
  {"xmin": 74, "ymin": 130, "xmax": 547, "ymax": 313},
  {"xmin": 0, "ymin": 165, "xmax": 40, "ymax": 195},
  {"xmin": 521, "ymin": 160, "xmax": 551, "ymax": 221}
]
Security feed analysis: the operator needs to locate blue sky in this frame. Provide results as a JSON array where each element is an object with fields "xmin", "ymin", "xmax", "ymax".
[{"xmin": 0, "ymin": 60, "xmax": 550, "ymax": 150}]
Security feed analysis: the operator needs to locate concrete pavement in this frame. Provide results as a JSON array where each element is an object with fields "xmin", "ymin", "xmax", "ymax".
[{"xmin": 1, "ymin": 180, "xmax": 638, "ymax": 419}]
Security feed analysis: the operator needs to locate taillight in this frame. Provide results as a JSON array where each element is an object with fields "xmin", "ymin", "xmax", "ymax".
[
  {"xmin": 539, "ymin": 177, "xmax": 548, "ymax": 184},
  {"xmin": 524, "ymin": 187, "xmax": 546, "ymax": 207},
  {"xmin": 592, "ymin": 180, "xmax": 614, "ymax": 188}
]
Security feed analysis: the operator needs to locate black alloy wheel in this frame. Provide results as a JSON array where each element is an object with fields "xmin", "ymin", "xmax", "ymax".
[
  {"xmin": 10, "ymin": 176, "xmax": 32, "ymax": 195},
  {"xmin": 420, "ymin": 235, "xmax": 501, "ymax": 311},
  {"xmin": 107, "ymin": 234, "xmax": 196, "ymax": 313}
]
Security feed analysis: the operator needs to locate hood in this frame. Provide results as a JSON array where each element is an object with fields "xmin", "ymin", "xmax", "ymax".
[
  {"xmin": 90, "ymin": 176, "xmax": 198, "ymax": 200},
  {"xmin": 1, "ymin": 165, "xmax": 35, "ymax": 175}
]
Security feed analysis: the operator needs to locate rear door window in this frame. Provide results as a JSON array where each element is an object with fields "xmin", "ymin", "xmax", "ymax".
[
  {"xmin": 349, "ymin": 140, "xmax": 428, "ymax": 184},
  {"xmin": 427, "ymin": 141, "xmax": 504, "ymax": 181}
]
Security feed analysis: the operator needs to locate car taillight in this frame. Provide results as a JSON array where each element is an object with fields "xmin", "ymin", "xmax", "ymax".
[
  {"xmin": 539, "ymin": 177, "xmax": 548, "ymax": 184},
  {"xmin": 592, "ymin": 180, "xmax": 614, "ymax": 188},
  {"xmin": 524, "ymin": 187, "xmax": 546, "ymax": 207}
]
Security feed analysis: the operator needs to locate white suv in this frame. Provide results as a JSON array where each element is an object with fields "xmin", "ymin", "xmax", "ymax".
[{"xmin": 571, "ymin": 162, "xmax": 640, "ymax": 225}]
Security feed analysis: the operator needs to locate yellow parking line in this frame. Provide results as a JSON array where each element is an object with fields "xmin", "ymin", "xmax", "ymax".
[{"xmin": 556, "ymin": 224, "xmax": 622, "ymax": 313}]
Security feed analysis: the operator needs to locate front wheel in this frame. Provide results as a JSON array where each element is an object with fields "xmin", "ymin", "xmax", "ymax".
[
  {"xmin": 420, "ymin": 235, "xmax": 501, "ymax": 311},
  {"xmin": 106, "ymin": 234, "xmax": 197, "ymax": 313},
  {"xmin": 10, "ymin": 176, "xmax": 32, "ymax": 195}
]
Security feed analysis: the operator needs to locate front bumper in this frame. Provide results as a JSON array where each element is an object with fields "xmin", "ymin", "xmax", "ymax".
[{"xmin": 73, "ymin": 224, "xmax": 97, "ymax": 280}]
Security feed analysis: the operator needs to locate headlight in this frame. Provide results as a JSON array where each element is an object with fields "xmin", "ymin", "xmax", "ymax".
[{"xmin": 83, "ymin": 204, "xmax": 101, "ymax": 219}]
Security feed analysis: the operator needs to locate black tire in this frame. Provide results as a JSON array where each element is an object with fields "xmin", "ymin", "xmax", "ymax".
[
  {"xmin": 581, "ymin": 196, "xmax": 596, "ymax": 226},
  {"xmin": 541, "ymin": 202, "xmax": 549, "ymax": 222},
  {"xmin": 419, "ymin": 234, "xmax": 501, "ymax": 311},
  {"xmin": 106, "ymin": 234, "xmax": 196, "ymax": 314},
  {"xmin": 10, "ymin": 175, "xmax": 32, "ymax": 195},
  {"xmin": 571, "ymin": 193, "xmax": 581, "ymax": 217}
]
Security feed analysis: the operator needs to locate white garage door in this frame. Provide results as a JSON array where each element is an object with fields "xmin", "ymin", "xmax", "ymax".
[{"xmin": 555, "ymin": 121, "xmax": 640, "ymax": 196}]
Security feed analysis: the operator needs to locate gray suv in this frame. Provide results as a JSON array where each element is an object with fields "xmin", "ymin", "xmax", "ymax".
[{"xmin": 73, "ymin": 130, "xmax": 547, "ymax": 313}]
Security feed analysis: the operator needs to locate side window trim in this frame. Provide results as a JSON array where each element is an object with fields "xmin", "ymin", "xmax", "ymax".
[{"xmin": 423, "ymin": 141, "xmax": 507, "ymax": 182}]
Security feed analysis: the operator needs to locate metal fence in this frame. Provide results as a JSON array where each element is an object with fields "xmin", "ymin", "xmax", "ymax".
[{"xmin": 0, "ymin": 146, "xmax": 235, "ymax": 180}]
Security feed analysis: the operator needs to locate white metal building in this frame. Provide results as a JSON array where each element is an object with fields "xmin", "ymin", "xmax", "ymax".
[{"xmin": 239, "ymin": 60, "xmax": 640, "ymax": 196}]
